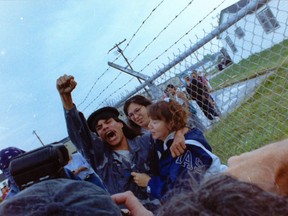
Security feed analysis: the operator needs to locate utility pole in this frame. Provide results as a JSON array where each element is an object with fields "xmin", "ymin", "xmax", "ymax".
[
  {"xmin": 108, "ymin": 62, "xmax": 163, "ymax": 103},
  {"xmin": 32, "ymin": 130, "xmax": 45, "ymax": 146},
  {"xmin": 108, "ymin": 39, "xmax": 151, "ymax": 96}
]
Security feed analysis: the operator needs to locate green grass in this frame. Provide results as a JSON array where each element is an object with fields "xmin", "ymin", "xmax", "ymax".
[
  {"xmin": 205, "ymin": 41, "xmax": 288, "ymax": 164},
  {"xmin": 211, "ymin": 39, "xmax": 288, "ymax": 90}
]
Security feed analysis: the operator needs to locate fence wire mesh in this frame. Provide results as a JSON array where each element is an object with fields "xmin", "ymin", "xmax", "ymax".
[{"xmin": 82, "ymin": 0, "xmax": 288, "ymax": 163}]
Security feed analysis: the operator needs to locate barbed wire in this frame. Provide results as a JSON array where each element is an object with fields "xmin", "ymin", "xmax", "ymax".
[
  {"xmin": 77, "ymin": 1, "xmax": 165, "ymax": 109},
  {"xmin": 78, "ymin": 0, "xmax": 197, "ymax": 111},
  {"xmin": 83, "ymin": 76, "xmax": 135, "ymax": 111},
  {"xmin": 122, "ymin": 0, "xmax": 166, "ymax": 53},
  {"xmin": 129, "ymin": 0, "xmax": 196, "ymax": 65},
  {"xmin": 77, "ymin": 46, "xmax": 128, "ymax": 109},
  {"xmin": 138, "ymin": 0, "xmax": 227, "ymax": 73},
  {"xmin": 79, "ymin": 0, "xmax": 227, "ymax": 111}
]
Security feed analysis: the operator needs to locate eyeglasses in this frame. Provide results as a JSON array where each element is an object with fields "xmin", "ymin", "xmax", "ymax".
[{"xmin": 128, "ymin": 106, "xmax": 143, "ymax": 119}]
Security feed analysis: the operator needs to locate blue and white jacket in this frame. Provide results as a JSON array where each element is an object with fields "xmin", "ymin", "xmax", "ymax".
[{"xmin": 147, "ymin": 128, "xmax": 227, "ymax": 200}]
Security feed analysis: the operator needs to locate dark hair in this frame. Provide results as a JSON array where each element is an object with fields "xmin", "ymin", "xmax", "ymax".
[
  {"xmin": 156, "ymin": 174, "xmax": 288, "ymax": 216},
  {"xmin": 117, "ymin": 118, "xmax": 140, "ymax": 139},
  {"xmin": 123, "ymin": 95, "xmax": 152, "ymax": 132},
  {"xmin": 149, "ymin": 100, "xmax": 187, "ymax": 132},
  {"xmin": 166, "ymin": 84, "xmax": 175, "ymax": 90}
]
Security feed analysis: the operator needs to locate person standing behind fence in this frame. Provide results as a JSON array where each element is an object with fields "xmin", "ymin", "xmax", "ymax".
[
  {"xmin": 198, "ymin": 71, "xmax": 221, "ymax": 115},
  {"xmin": 200, "ymin": 72, "xmax": 213, "ymax": 92},
  {"xmin": 165, "ymin": 84, "xmax": 206, "ymax": 132},
  {"xmin": 185, "ymin": 70, "xmax": 219, "ymax": 120}
]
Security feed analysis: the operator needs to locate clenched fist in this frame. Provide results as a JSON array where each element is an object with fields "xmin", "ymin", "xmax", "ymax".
[
  {"xmin": 56, "ymin": 74, "xmax": 77, "ymax": 110},
  {"xmin": 56, "ymin": 74, "xmax": 77, "ymax": 94}
]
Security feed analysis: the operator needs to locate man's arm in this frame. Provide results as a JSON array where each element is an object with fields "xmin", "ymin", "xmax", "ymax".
[
  {"xmin": 56, "ymin": 75, "xmax": 104, "ymax": 170},
  {"xmin": 170, "ymin": 127, "xmax": 189, "ymax": 158}
]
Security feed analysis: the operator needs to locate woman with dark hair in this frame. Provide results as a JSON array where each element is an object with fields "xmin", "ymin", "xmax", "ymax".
[
  {"xmin": 123, "ymin": 95, "xmax": 152, "ymax": 134},
  {"xmin": 131, "ymin": 100, "xmax": 226, "ymax": 200}
]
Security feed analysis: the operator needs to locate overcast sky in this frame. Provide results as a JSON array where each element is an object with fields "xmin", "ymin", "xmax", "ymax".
[{"xmin": 0, "ymin": 0, "xmax": 238, "ymax": 151}]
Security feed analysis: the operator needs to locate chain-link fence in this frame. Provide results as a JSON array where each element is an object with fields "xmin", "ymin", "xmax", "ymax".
[{"xmin": 83, "ymin": 0, "xmax": 288, "ymax": 163}]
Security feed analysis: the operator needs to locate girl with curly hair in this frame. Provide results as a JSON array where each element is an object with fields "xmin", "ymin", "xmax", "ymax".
[{"xmin": 131, "ymin": 99, "xmax": 227, "ymax": 200}]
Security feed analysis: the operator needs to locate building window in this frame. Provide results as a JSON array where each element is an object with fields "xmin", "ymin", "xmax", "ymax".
[
  {"xmin": 256, "ymin": 7, "xmax": 280, "ymax": 34},
  {"xmin": 225, "ymin": 36, "xmax": 238, "ymax": 53},
  {"xmin": 235, "ymin": 27, "xmax": 245, "ymax": 39}
]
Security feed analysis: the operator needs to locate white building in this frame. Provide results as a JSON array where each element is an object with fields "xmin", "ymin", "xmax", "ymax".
[{"xmin": 218, "ymin": 0, "xmax": 288, "ymax": 63}]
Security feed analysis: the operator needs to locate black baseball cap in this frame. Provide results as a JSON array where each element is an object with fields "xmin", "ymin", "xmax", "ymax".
[{"xmin": 87, "ymin": 107, "xmax": 120, "ymax": 132}]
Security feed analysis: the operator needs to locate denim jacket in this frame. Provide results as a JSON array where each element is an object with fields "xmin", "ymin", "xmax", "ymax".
[{"xmin": 64, "ymin": 106, "xmax": 154, "ymax": 200}]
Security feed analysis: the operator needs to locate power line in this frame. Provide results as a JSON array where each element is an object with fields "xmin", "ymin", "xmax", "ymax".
[
  {"xmin": 138, "ymin": 0, "xmax": 227, "ymax": 73},
  {"xmin": 129, "ymin": 0, "xmax": 196, "ymax": 65},
  {"xmin": 122, "ymin": 0, "xmax": 166, "ymax": 53},
  {"xmin": 79, "ymin": 0, "xmax": 227, "ymax": 112},
  {"xmin": 78, "ymin": 1, "xmax": 165, "ymax": 109}
]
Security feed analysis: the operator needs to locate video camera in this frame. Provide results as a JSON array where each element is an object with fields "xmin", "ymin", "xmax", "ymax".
[{"xmin": 9, "ymin": 143, "xmax": 69, "ymax": 190}]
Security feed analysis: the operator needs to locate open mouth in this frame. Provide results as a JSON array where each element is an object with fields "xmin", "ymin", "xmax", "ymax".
[
  {"xmin": 104, "ymin": 130, "xmax": 118, "ymax": 143},
  {"xmin": 106, "ymin": 131, "xmax": 115, "ymax": 138}
]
